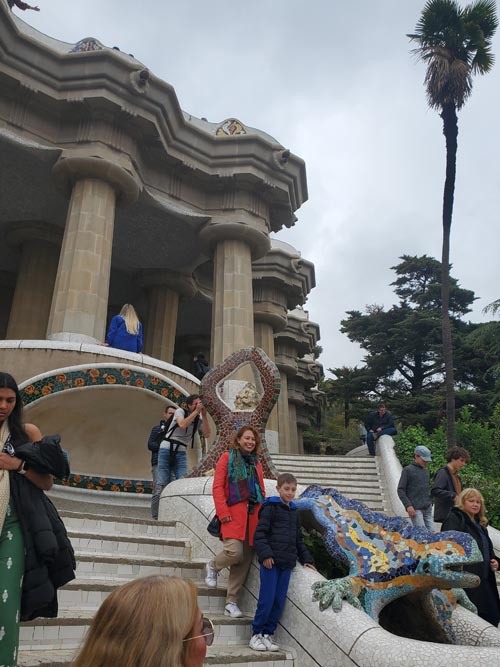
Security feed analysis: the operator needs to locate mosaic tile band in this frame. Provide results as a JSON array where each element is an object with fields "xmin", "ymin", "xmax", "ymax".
[{"xmin": 20, "ymin": 365, "xmax": 188, "ymax": 494}]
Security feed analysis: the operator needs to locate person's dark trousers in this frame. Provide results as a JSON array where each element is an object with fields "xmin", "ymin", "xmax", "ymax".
[
  {"xmin": 151, "ymin": 464, "xmax": 160, "ymax": 520},
  {"xmin": 252, "ymin": 565, "xmax": 292, "ymax": 636},
  {"xmin": 366, "ymin": 427, "xmax": 397, "ymax": 455}
]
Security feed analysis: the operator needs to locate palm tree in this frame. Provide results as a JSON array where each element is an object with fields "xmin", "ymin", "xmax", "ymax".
[
  {"xmin": 408, "ymin": 0, "xmax": 497, "ymax": 446},
  {"xmin": 483, "ymin": 298, "xmax": 500, "ymax": 316}
]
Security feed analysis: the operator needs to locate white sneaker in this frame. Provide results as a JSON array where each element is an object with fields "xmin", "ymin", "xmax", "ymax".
[
  {"xmin": 224, "ymin": 602, "xmax": 243, "ymax": 618},
  {"xmin": 205, "ymin": 561, "xmax": 218, "ymax": 588},
  {"xmin": 249, "ymin": 633, "xmax": 267, "ymax": 651},
  {"xmin": 262, "ymin": 634, "xmax": 279, "ymax": 651}
]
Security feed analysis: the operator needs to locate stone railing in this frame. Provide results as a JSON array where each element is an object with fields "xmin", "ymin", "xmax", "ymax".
[{"xmin": 160, "ymin": 475, "xmax": 500, "ymax": 667}]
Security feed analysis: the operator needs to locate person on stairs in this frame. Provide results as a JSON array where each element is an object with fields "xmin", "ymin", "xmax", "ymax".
[{"xmin": 205, "ymin": 425, "xmax": 265, "ymax": 619}]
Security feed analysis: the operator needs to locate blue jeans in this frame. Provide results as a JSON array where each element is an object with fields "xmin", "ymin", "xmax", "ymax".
[
  {"xmin": 411, "ymin": 506, "xmax": 433, "ymax": 531},
  {"xmin": 157, "ymin": 446, "xmax": 187, "ymax": 487},
  {"xmin": 366, "ymin": 427, "xmax": 397, "ymax": 455},
  {"xmin": 252, "ymin": 565, "xmax": 292, "ymax": 636}
]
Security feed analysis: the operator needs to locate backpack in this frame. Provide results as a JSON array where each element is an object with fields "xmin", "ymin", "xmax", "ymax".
[{"xmin": 155, "ymin": 409, "xmax": 200, "ymax": 449}]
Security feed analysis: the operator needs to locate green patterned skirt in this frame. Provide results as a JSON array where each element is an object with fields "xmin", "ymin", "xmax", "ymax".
[{"xmin": 0, "ymin": 499, "xmax": 25, "ymax": 667}]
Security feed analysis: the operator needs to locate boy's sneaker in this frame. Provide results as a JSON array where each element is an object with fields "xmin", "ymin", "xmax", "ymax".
[
  {"xmin": 249, "ymin": 634, "xmax": 267, "ymax": 651},
  {"xmin": 224, "ymin": 602, "xmax": 243, "ymax": 618},
  {"xmin": 262, "ymin": 634, "xmax": 279, "ymax": 651},
  {"xmin": 205, "ymin": 561, "xmax": 218, "ymax": 588}
]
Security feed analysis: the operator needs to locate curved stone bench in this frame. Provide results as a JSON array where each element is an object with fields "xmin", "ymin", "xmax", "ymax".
[{"xmin": 0, "ymin": 340, "xmax": 202, "ymax": 480}]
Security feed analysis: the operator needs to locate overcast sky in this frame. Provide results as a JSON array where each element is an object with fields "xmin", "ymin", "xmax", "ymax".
[{"xmin": 18, "ymin": 1, "xmax": 500, "ymax": 375}]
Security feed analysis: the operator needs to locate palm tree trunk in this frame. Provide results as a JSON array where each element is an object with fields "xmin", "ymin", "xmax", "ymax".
[
  {"xmin": 344, "ymin": 399, "xmax": 349, "ymax": 429},
  {"xmin": 440, "ymin": 102, "xmax": 458, "ymax": 447}
]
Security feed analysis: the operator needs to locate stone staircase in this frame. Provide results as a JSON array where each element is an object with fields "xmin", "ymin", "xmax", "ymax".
[
  {"xmin": 17, "ymin": 452, "xmax": 387, "ymax": 666},
  {"xmin": 272, "ymin": 453, "xmax": 388, "ymax": 512},
  {"xmin": 18, "ymin": 510, "xmax": 296, "ymax": 667}
]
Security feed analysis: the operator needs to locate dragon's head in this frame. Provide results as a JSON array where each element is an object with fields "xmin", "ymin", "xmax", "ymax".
[{"xmin": 412, "ymin": 530, "xmax": 482, "ymax": 589}]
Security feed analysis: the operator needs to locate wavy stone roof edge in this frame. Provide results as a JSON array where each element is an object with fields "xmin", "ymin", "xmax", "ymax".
[
  {"xmin": 182, "ymin": 110, "xmax": 281, "ymax": 143},
  {"xmin": 8, "ymin": 5, "xmax": 143, "ymax": 63},
  {"xmin": 269, "ymin": 237, "xmax": 302, "ymax": 257},
  {"xmin": 6, "ymin": 5, "xmax": 281, "ymax": 145}
]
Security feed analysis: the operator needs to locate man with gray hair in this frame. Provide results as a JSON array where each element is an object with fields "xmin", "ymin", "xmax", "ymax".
[{"xmin": 397, "ymin": 445, "xmax": 433, "ymax": 530}]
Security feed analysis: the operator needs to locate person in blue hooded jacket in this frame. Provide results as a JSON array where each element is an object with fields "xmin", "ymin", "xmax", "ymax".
[
  {"xmin": 250, "ymin": 472, "xmax": 316, "ymax": 652},
  {"xmin": 104, "ymin": 304, "xmax": 143, "ymax": 353}
]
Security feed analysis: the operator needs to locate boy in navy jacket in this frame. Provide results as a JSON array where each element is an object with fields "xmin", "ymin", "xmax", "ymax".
[{"xmin": 250, "ymin": 473, "xmax": 316, "ymax": 652}]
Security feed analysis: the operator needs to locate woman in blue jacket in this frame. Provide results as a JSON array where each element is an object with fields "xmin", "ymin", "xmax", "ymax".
[{"xmin": 105, "ymin": 304, "xmax": 143, "ymax": 353}]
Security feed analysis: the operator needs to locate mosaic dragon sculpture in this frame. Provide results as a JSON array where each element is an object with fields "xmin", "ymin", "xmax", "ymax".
[{"xmin": 297, "ymin": 485, "xmax": 482, "ymax": 642}]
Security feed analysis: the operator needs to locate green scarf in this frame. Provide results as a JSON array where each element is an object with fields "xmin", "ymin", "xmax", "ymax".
[{"xmin": 227, "ymin": 449, "xmax": 264, "ymax": 508}]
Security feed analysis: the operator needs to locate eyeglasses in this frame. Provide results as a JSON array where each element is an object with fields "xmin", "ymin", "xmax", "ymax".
[{"xmin": 183, "ymin": 616, "xmax": 214, "ymax": 647}]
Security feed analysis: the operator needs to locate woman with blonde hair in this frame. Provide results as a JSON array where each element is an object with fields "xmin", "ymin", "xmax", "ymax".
[
  {"xmin": 205, "ymin": 425, "xmax": 265, "ymax": 619},
  {"xmin": 105, "ymin": 303, "xmax": 143, "ymax": 353},
  {"xmin": 74, "ymin": 575, "xmax": 213, "ymax": 667},
  {"xmin": 442, "ymin": 488, "xmax": 500, "ymax": 626}
]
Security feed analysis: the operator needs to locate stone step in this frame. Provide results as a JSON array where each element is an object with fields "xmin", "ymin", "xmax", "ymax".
[
  {"xmin": 205, "ymin": 645, "xmax": 295, "ymax": 665},
  {"xmin": 20, "ymin": 611, "xmax": 255, "ymax": 649},
  {"xmin": 272, "ymin": 454, "xmax": 375, "ymax": 464},
  {"xmin": 74, "ymin": 550, "xmax": 205, "ymax": 579},
  {"xmin": 295, "ymin": 484, "xmax": 382, "ymax": 497},
  {"xmin": 276, "ymin": 464, "xmax": 378, "ymax": 474},
  {"xmin": 277, "ymin": 459, "xmax": 376, "ymax": 469},
  {"xmin": 58, "ymin": 577, "xmax": 228, "ymax": 613},
  {"xmin": 18, "ymin": 648, "xmax": 75, "ymax": 667},
  {"xmin": 18, "ymin": 645, "xmax": 295, "ymax": 666},
  {"xmin": 68, "ymin": 530, "xmax": 191, "ymax": 559},
  {"xmin": 59, "ymin": 510, "xmax": 181, "ymax": 539},
  {"xmin": 272, "ymin": 453, "xmax": 386, "ymax": 512},
  {"xmin": 292, "ymin": 477, "xmax": 381, "ymax": 488}
]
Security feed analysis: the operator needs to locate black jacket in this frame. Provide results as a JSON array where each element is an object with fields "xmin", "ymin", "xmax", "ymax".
[
  {"xmin": 431, "ymin": 466, "xmax": 462, "ymax": 522},
  {"xmin": 364, "ymin": 410, "xmax": 395, "ymax": 432},
  {"xmin": 253, "ymin": 497, "xmax": 313, "ymax": 570},
  {"xmin": 442, "ymin": 508, "xmax": 500, "ymax": 626},
  {"xmin": 10, "ymin": 435, "xmax": 76, "ymax": 621},
  {"xmin": 147, "ymin": 424, "xmax": 162, "ymax": 467}
]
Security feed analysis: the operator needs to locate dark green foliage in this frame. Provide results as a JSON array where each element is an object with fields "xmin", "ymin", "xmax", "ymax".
[
  {"xmin": 324, "ymin": 366, "xmax": 375, "ymax": 428},
  {"xmin": 335, "ymin": 255, "xmax": 500, "ymax": 429},
  {"xmin": 340, "ymin": 256, "xmax": 475, "ymax": 399},
  {"xmin": 301, "ymin": 529, "xmax": 349, "ymax": 580}
]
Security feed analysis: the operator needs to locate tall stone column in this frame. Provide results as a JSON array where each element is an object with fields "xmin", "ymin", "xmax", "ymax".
[
  {"xmin": 252, "ymin": 241, "xmax": 316, "ymax": 452},
  {"xmin": 47, "ymin": 155, "xmax": 139, "ymax": 343},
  {"xmin": 287, "ymin": 377, "xmax": 307, "ymax": 455},
  {"xmin": 276, "ymin": 368, "xmax": 292, "ymax": 453},
  {"xmin": 287, "ymin": 401, "xmax": 299, "ymax": 453},
  {"xmin": 275, "ymin": 309, "xmax": 320, "ymax": 454},
  {"xmin": 210, "ymin": 239, "xmax": 254, "ymax": 365},
  {"xmin": 253, "ymin": 285, "xmax": 288, "ymax": 453},
  {"xmin": 138, "ymin": 270, "xmax": 196, "ymax": 363},
  {"xmin": 274, "ymin": 338, "xmax": 298, "ymax": 454},
  {"xmin": 295, "ymin": 356, "xmax": 323, "ymax": 455},
  {"xmin": 6, "ymin": 223, "xmax": 62, "ymax": 340},
  {"xmin": 199, "ymin": 217, "xmax": 270, "ymax": 367}
]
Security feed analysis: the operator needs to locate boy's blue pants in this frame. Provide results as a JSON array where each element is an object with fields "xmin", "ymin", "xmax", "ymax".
[{"xmin": 252, "ymin": 564, "xmax": 292, "ymax": 636}]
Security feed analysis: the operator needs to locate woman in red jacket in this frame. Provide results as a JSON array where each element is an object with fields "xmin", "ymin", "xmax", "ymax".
[{"xmin": 205, "ymin": 425, "xmax": 265, "ymax": 618}]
